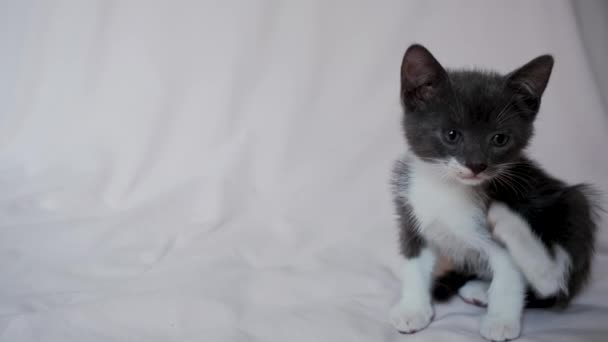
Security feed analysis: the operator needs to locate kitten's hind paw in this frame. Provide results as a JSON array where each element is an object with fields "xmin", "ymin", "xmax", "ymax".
[
  {"xmin": 459, "ymin": 280, "xmax": 489, "ymax": 307},
  {"xmin": 389, "ymin": 301, "xmax": 434, "ymax": 334},
  {"xmin": 480, "ymin": 314, "xmax": 521, "ymax": 341}
]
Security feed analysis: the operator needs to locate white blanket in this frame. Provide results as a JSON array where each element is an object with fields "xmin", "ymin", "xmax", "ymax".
[{"xmin": 1, "ymin": 1, "xmax": 607, "ymax": 341}]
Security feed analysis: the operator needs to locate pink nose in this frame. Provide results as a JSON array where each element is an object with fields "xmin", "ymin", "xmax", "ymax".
[{"xmin": 466, "ymin": 163, "xmax": 487, "ymax": 175}]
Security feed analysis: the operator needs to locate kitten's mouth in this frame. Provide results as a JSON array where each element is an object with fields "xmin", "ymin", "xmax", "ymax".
[
  {"xmin": 442, "ymin": 159, "xmax": 492, "ymax": 185},
  {"xmin": 456, "ymin": 174, "xmax": 487, "ymax": 185}
]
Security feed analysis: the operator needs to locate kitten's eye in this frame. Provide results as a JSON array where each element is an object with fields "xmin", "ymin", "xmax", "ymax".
[
  {"xmin": 491, "ymin": 133, "xmax": 509, "ymax": 147},
  {"xmin": 445, "ymin": 130, "xmax": 461, "ymax": 144}
]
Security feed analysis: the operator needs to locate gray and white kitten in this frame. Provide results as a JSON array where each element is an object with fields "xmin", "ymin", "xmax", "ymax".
[{"xmin": 389, "ymin": 44, "xmax": 598, "ymax": 341}]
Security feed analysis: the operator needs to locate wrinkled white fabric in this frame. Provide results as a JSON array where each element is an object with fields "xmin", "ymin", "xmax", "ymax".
[{"xmin": 0, "ymin": 1, "xmax": 607, "ymax": 341}]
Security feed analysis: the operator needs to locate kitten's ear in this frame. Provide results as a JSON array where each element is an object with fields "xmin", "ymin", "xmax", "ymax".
[
  {"xmin": 507, "ymin": 55, "xmax": 554, "ymax": 99},
  {"xmin": 401, "ymin": 44, "xmax": 447, "ymax": 111}
]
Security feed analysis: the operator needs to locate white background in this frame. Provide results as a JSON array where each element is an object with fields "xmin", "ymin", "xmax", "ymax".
[{"xmin": 0, "ymin": 1, "xmax": 607, "ymax": 341}]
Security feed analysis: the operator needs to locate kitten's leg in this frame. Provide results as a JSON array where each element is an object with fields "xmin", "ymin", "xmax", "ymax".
[
  {"xmin": 390, "ymin": 248, "xmax": 436, "ymax": 334},
  {"xmin": 488, "ymin": 202, "xmax": 571, "ymax": 298},
  {"xmin": 481, "ymin": 246, "xmax": 525, "ymax": 341},
  {"xmin": 459, "ymin": 279, "xmax": 490, "ymax": 307}
]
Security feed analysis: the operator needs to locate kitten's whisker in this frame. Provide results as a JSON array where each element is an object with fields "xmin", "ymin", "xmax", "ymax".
[
  {"xmin": 495, "ymin": 174, "xmax": 525, "ymax": 198},
  {"xmin": 500, "ymin": 168, "xmax": 534, "ymax": 187},
  {"xmin": 498, "ymin": 161, "xmax": 524, "ymax": 167},
  {"xmin": 493, "ymin": 168, "xmax": 528, "ymax": 198},
  {"xmin": 495, "ymin": 168, "xmax": 533, "ymax": 198}
]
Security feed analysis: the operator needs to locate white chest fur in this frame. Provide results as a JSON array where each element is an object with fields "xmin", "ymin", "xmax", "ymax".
[{"xmin": 403, "ymin": 160, "xmax": 492, "ymax": 266}]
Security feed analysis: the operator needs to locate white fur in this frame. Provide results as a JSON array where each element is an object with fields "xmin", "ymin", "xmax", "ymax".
[
  {"xmin": 480, "ymin": 314, "xmax": 522, "ymax": 342},
  {"xmin": 482, "ymin": 245, "xmax": 525, "ymax": 341},
  {"xmin": 393, "ymin": 156, "xmax": 526, "ymax": 341},
  {"xmin": 459, "ymin": 279, "xmax": 490, "ymax": 306},
  {"xmin": 402, "ymin": 157, "xmax": 492, "ymax": 265},
  {"xmin": 489, "ymin": 202, "xmax": 572, "ymax": 297},
  {"xmin": 390, "ymin": 248, "xmax": 436, "ymax": 333}
]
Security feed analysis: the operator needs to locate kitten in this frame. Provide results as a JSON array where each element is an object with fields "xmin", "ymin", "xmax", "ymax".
[{"xmin": 389, "ymin": 44, "xmax": 598, "ymax": 341}]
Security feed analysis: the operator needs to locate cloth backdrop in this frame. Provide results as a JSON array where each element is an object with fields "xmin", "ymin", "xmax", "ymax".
[{"xmin": 0, "ymin": 1, "xmax": 607, "ymax": 341}]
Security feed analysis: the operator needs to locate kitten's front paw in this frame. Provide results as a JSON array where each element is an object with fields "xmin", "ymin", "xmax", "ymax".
[
  {"xmin": 389, "ymin": 301, "xmax": 434, "ymax": 334},
  {"xmin": 480, "ymin": 314, "xmax": 521, "ymax": 341}
]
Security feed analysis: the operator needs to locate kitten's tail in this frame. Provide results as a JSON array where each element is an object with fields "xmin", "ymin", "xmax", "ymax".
[{"xmin": 525, "ymin": 292, "xmax": 560, "ymax": 309}]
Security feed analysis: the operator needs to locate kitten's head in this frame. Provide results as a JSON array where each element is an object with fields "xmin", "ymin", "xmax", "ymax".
[{"xmin": 400, "ymin": 44, "xmax": 553, "ymax": 186}]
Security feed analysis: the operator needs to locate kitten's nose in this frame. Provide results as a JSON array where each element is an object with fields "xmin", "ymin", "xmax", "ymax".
[{"xmin": 466, "ymin": 163, "xmax": 487, "ymax": 175}]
